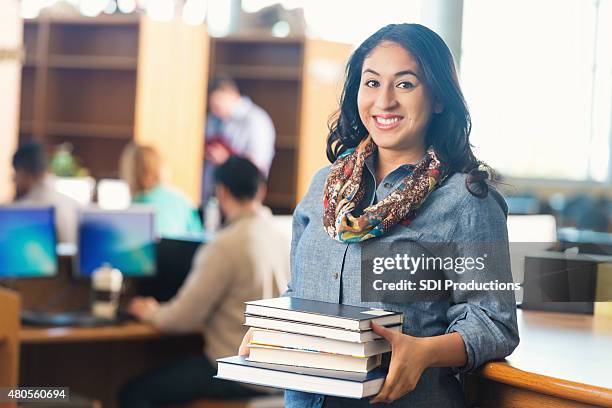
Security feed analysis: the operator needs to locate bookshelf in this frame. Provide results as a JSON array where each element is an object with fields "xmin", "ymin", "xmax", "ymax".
[
  {"xmin": 208, "ymin": 35, "xmax": 351, "ymax": 213},
  {"xmin": 18, "ymin": 15, "xmax": 206, "ymax": 203},
  {"xmin": 18, "ymin": 15, "xmax": 349, "ymax": 208},
  {"xmin": 19, "ymin": 15, "xmax": 139, "ymax": 179}
]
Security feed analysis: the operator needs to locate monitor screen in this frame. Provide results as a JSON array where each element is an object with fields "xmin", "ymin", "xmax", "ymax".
[
  {"xmin": 77, "ymin": 207, "xmax": 156, "ymax": 277},
  {"xmin": 0, "ymin": 206, "xmax": 57, "ymax": 278}
]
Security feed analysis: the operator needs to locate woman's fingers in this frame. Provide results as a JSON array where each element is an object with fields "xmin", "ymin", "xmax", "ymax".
[
  {"xmin": 385, "ymin": 372, "xmax": 409, "ymax": 403},
  {"xmin": 238, "ymin": 328, "xmax": 254, "ymax": 356},
  {"xmin": 370, "ymin": 323, "xmax": 398, "ymax": 403},
  {"xmin": 370, "ymin": 361, "xmax": 399, "ymax": 404},
  {"xmin": 371, "ymin": 322, "xmax": 397, "ymax": 344}
]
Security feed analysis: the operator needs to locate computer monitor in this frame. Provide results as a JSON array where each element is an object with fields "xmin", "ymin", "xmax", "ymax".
[
  {"xmin": 0, "ymin": 206, "xmax": 57, "ymax": 278},
  {"xmin": 139, "ymin": 236, "xmax": 204, "ymax": 301},
  {"xmin": 76, "ymin": 207, "xmax": 156, "ymax": 277}
]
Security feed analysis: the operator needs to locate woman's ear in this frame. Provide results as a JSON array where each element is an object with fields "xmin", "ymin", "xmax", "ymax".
[{"xmin": 434, "ymin": 102, "xmax": 444, "ymax": 114}]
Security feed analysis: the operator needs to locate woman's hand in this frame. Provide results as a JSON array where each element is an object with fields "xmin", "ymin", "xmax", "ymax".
[
  {"xmin": 369, "ymin": 323, "xmax": 435, "ymax": 404},
  {"xmin": 238, "ymin": 327, "xmax": 254, "ymax": 357}
]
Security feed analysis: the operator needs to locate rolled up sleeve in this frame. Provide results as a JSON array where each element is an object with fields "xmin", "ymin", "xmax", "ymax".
[{"xmin": 444, "ymin": 190, "xmax": 520, "ymax": 373}]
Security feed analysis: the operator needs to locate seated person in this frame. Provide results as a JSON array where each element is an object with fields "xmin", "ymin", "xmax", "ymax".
[
  {"xmin": 120, "ymin": 157, "xmax": 289, "ymax": 407},
  {"xmin": 120, "ymin": 143, "xmax": 203, "ymax": 237},
  {"xmin": 12, "ymin": 142, "xmax": 80, "ymax": 244}
]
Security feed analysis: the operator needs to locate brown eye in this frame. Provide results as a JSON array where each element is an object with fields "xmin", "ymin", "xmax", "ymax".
[
  {"xmin": 397, "ymin": 81, "xmax": 414, "ymax": 89},
  {"xmin": 365, "ymin": 80, "xmax": 379, "ymax": 88}
]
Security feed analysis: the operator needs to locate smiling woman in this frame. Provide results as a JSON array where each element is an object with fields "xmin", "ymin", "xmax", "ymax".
[
  {"xmin": 358, "ymin": 42, "xmax": 436, "ymax": 162},
  {"xmin": 239, "ymin": 23, "xmax": 520, "ymax": 408},
  {"xmin": 327, "ymin": 25, "xmax": 480, "ymax": 184}
]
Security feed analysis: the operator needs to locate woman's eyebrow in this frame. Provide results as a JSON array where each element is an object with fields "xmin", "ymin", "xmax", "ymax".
[
  {"xmin": 395, "ymin": 69, "xmax": 419, "ymax": 78},
  {"xmin": 362, "ymin": 68, "xmax": 419, "ymax": 78},
  {"xmin": 363, "ymin": 68, "xmax": 380, "ymax": 76}
]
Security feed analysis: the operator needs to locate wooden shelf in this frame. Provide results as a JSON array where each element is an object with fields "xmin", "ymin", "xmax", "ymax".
[
  {"xmin": 19, "ymin": 15, "xmax": 141, "ymax": 176},
  {"xmin": 208, "ymin": 36, "xmax": 304, "ymax": 212},
  {"xmin": 46, "ymin": 122, "xmax": 133, "ymax": 138},
  {"xmin": 48, "ymin": 55, "xmax": 138, "ymax": 70},
  {"xmin": 213, "ymin": 65, "xmax": 301, "ymax": 81}
]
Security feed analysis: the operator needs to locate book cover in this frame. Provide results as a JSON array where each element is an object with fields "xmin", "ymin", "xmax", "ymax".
[
  {"xmin": 244, "ymin": 315, "xmax": 402, "ymax": 342},
  {"xmin": 245, "ymin": 297, "xmax": 403, "ymax": 330},
  {"xmin": 216, "ymin": 356, "xmax": 386, "ymax": 398}
]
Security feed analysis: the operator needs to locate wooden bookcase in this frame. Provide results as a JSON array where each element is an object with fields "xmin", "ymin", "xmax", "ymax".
[
  {"xmin": 18, "ymin": 15, "xmax": 349, "ymax": 209},
  {"xmin": 20, "ymin": 14, "xmax": 140, "ymax": 179},
  {"xmin": 18, "ymin": 15, "xmax": 207, "ymax": 203},
  {"xmin": 208, "ymin": 36, "xmax": 351, "ymax": 213}
]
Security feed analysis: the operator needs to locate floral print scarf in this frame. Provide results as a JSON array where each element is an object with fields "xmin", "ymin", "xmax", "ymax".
[{"xmin": 323, "ymin": 135, "xmax": 445, "ymax": 242}]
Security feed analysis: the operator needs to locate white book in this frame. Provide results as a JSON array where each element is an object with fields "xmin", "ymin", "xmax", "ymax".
[
  {"xmin": 216, "ymin": 356, "xmax": 386, "ymax": 399},
  {"xmin": 245, "ymin": 297, "xmax": 403, "ymax": 331},
  {"xmin": 248, "ymin": 344, "xmax": 382, "ymax": 373},
  {"xmin": 245, "ymin": 315, "xmax": 402, "ymax": 343},
  {"xmin": 251, "ymin": 329, "xmax": 391, "ymax": 357}
]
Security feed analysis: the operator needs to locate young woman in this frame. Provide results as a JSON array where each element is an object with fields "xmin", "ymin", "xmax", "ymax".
[
  {"xmin": 240, "ymin": 23, "xmax": 519, "ymax": 407},
  {"xmin": 119, "ymin": 143, "xmax": 203, "ymax": 237}
]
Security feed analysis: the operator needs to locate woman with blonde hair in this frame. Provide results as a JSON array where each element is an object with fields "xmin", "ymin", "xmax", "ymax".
[{"xmin": 120, "ymin": 143, "xmax": 202, "ymax": 237}]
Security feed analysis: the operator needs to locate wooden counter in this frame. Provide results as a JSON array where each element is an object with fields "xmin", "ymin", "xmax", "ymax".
[{"xmin": 467, "ymin": 310, "xmax": 612, "ymax": 408}]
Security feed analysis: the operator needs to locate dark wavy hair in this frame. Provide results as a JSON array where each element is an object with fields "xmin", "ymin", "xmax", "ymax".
[{"xmin": 327, "ymin": 24, "xmax": 489, "ymax": 192}]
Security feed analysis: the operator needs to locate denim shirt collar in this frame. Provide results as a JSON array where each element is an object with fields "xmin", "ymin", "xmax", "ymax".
[{"xmin": 363, "ymin": 151, "xmax": 416, "ymax": 205}]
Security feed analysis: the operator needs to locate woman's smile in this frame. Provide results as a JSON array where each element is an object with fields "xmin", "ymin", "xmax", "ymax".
[{"xmin": 373, "ymin": 114, "xmax": 404, "ymax": 130}]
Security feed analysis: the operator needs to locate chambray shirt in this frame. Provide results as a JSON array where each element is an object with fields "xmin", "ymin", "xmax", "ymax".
[{"xmin": 285, "ymin": 159, "xmax": 520, "ymax": 408}]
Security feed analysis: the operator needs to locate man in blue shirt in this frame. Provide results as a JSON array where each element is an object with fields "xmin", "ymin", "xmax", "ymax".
[{"xmin": 202, "ymin": 75, "xmax": 276, "ymax": 207}]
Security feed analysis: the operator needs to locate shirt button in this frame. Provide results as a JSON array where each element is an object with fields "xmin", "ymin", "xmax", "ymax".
[
  {"xmin": 383, "ymin": 182, "xmax": 392, "ymax": 188},
  {"xmin": 332, "ymin": 272, "xmax": 339, "ymax": 280}
]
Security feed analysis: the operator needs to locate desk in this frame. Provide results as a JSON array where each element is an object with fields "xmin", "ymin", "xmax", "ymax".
[
  {"xmin": 20, "ymin": 322, "xmax": 165, "ymax": 344},
  {"xmin": 466, "ymin": 310, "xmax": 612, "ymax": 408},
  {"xmin": 19, "ymin": 323, "xmax": 202, "ymax": 408}
]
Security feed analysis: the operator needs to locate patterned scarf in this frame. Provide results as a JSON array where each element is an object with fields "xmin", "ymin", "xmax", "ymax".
[{"xmin": 323, "ymin": 136, "xmax": 445, "ymax": 243}]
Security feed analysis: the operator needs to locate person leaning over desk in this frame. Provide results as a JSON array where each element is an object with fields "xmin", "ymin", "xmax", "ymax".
[
  {"xmin": 238, "ymin": 24, "xmax": 520, "ymax": 407},
  {"xmin": 121, "ymin": 157, "xmax": 289, "ymax": 407}
]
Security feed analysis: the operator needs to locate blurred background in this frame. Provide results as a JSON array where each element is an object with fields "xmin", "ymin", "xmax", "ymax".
[
  {"xmin": 2, "ymin": 0, "xmax": 612, "ymax": 232},
  {"xmin": 2, "ymin": 2, "xmax": 612, "ymax": 407}
]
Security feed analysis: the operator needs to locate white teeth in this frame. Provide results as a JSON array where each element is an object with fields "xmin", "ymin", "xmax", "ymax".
[{"xmin": 375, "ymin": 116, "xmax": 401, "ymax": 125}]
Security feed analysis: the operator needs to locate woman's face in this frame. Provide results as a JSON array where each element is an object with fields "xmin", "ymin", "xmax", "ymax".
[{"xmin": 357, "ymin": 41, "xmax": 436, "ymax": 154}]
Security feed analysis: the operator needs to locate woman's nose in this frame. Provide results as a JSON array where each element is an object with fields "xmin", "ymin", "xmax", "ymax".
[{"xmin": 375, "ymin": 86, "xmax": 398, "ymax": 110}]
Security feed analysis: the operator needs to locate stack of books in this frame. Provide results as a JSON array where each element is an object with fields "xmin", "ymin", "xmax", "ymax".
[{"xmin": 216, "ymin": 297, "xmax": 404, "ymax": 399}]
